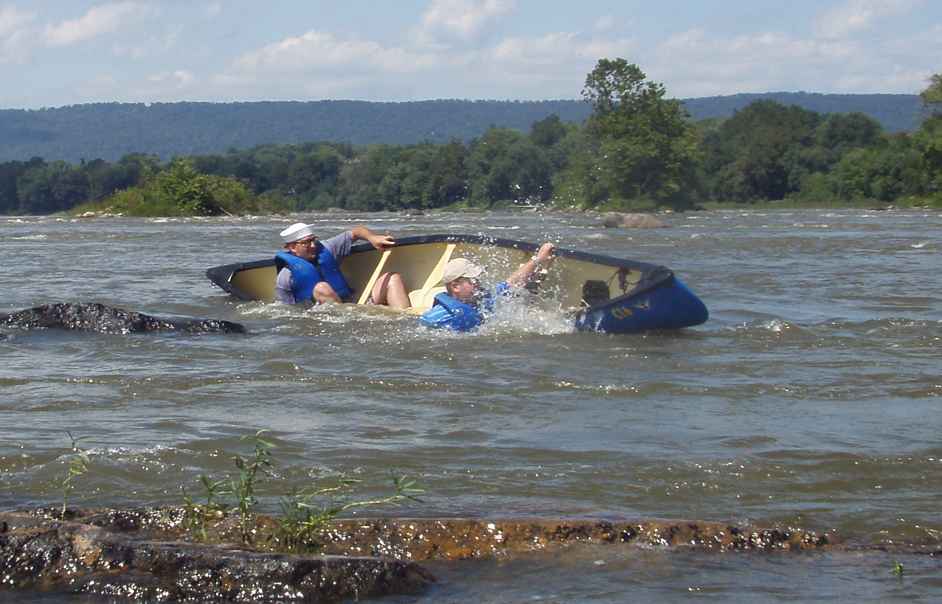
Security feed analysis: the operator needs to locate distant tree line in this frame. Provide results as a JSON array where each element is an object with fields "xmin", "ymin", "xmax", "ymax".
[{"xmin": 1, "ymin": 60, "xmax": 939, "ymax": 216}]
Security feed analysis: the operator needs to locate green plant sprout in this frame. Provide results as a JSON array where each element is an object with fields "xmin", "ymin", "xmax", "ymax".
[
  {"xmin": 180, "ymin": 430, "xmax": 423, "ymax": 549},
  {"xmin": 231, "ymin": 430, "xmax": 276, "ymax": 542},
  {"xmin": 182, "ymin": 474, "xmax": 229, "ymax": 541},
  {"xmin": 276, "ymin": 474, "xmax": 424, "ymax": 551},
  {"xmin": 59, "ymin": 431, "xmax": 90, "ymax": 517}
]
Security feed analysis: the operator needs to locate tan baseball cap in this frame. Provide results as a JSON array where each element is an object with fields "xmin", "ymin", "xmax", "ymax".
[{"xmin": 441, "ymin": 258, "xmax": 484, "ymax": 284}]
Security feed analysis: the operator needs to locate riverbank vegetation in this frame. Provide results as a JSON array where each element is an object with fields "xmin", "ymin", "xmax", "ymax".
[{"xmin": 1, "ymin": 60, "xmax": 939, "ymax": 216}]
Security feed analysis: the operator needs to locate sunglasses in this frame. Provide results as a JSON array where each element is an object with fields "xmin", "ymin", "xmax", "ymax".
[{"xmin": 294, "ymin": 237, "xmax": 317, "ymax": 245}]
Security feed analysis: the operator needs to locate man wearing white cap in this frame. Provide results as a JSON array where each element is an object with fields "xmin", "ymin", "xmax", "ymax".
[
  {"xmin": 420, "ymin": 242, "xmax": 556, "ymax": 331},
  {"xmin": 274, "ymin": 223, "xmax": 410, "ymax": 308}
]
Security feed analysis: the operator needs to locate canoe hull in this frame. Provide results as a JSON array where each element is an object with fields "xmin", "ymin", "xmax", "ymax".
[
  {"xmin": 206, "ymin": 234, "xmax": 708, "ymax": 334},
  {"xmin": 573, "ymin": 276, "xmax": 708, "ymax": 333}
]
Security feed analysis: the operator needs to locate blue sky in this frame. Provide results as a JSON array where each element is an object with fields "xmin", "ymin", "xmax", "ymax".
[{"xmin": 1, "ymin": 0, "xmax": 939, "ymax": 108}]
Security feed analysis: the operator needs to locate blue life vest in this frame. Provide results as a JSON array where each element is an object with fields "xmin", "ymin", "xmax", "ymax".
[
  {"xmin": 275, "ymin": 245, "xmax": 352, "ymax": 303},
  {"xmin": 420, "ymin": 292, "xmax": 493, "ymax": 331}
]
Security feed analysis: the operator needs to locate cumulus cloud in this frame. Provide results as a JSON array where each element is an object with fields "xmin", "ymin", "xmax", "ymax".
[
  {"xmin": 148, "ymin": 69, "xmax": 195, "ymax": 87},
  {"xmin": 0, "ymin": 4, "xmax": 35, "ymax": 63},
  {"xmin": 44, "ymin": 1, "xmax": 143, "ymax": 47},
  {"xmin": 644, "ymin": 25, "xmax": 933, "ymax": 97},
  {"xmin": 216, "ymin": 24, "xmax": 636, "ymax": 101},
  {"xmin": 475, "ymin": 31, "xmax": 634, "ymax": 97},
  {"xmin": 651, "ymin": 28, "xmax": 854, "ymax": 95},
  {"xmin": 492, "ymin": 32, "xmax": 633, "ymax": 68},
  {"xmin": 0, "ymin": 4, "xmax": 33, "ymax": 37},
  {"xmin": 231, "ymin": 30, "xmax": 437, "ymax": 75},
  {"xmin": 814, "ymin": 0, "xmax": 923, "ymax": 39},
  {"xmin": 420, "ymin": 0, "xmax": 514, "ymax": 41}
]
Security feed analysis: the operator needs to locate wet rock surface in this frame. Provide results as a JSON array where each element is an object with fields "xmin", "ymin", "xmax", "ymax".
[
  {"xmin": 319, "ymin": 517, "xmax": 832, "ymax": 559},
  {"xmin": 602, "ymin": 212, "xmax": 669, "ymax": 228},
  {"xmin": 0, "ymin": 302, "xmax": 245, "ymax": 335},
  {"xmin": 0, "ymin": 509, "xmax": 433, "ymax": 602},
  {"xmin": 0, "ymin": 507, "xmax": 850, "ymax": 602}
]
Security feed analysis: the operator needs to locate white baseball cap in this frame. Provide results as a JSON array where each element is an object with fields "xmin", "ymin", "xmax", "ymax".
[
  {"xmin": 441, "ymin": 258, "xmax": 484, "ymax": 284},
  {"xmin": 279, "ymin": 222, "xmax": 317, "ymax": 243}
]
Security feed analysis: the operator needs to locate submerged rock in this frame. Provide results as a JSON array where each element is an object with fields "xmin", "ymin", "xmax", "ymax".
[
  {"xmin": 0, "ymin": 302, "xmax": 245, "ymax": 335},
  {"xmin": 602, "ymin": 212, "xmax": 669, "ymax": 228}
]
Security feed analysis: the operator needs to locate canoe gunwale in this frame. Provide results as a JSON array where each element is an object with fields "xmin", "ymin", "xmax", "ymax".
[{"xmin": 205, "ymin": 234, "xmax": 677, "ymax": 314}]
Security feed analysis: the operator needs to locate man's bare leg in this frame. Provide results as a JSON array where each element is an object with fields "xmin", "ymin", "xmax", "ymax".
[{"xmin": 371, "ymin": 272, "xmax": 410, "ymax": 309}]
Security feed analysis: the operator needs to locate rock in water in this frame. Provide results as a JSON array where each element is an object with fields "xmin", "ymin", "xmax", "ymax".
[
  {"xmin": 0, "ymin": 509, "xmax": 433, "ymax": 601},
  {"xmin": 0, "ymin": 302, "xmax": 245, "ymax": 334},
  {"xmin": 602, "ymin": 212, "xmax": 668, "ymax": 228}
]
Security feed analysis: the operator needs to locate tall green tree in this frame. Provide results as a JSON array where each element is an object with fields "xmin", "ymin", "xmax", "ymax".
[
  {"xmin": 920, "ymin": 73, "xmax": 942, "ymax": 110},
  {"xmin": 0, "ymin": 159, "xmax": 39, "ymax": 214},
  {"xmin": 16, "ymin": 160, "xmax": 90, "ymax": 214},
  {"xmin": 577, "ymin": 59, "xmax": 701, "ymax": 208},
  {"xmin": 467, "ymin": 128, "xmax": 552, "ymax": 206},
  {"xmin": 915, "ymin": 73, "xmax": 942, "ymax": 204},
  {"xmin": 827, "ymin": 136, "xmax": 927, "ymax": 201},
  {"xmin": 703, "ymin": 101, "xmax": 822, "ymax": 201},
  {"xmin": 337, "ymin": 145, "xmax": 402, "ymax": 211},
  {"xmin": 530, "ymin": 114, "xmax": 567, "ymax": 148}
]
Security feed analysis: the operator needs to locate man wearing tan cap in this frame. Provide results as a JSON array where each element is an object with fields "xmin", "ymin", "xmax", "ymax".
[
  {"xmin": 420, "ymin": 242, "xmax": 556, "ymax": 331},
  {"xmin": 275, "ymin": 223, "xmax": 410, "ymax": 308}
]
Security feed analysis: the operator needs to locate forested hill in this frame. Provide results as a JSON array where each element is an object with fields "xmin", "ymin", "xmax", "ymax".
[
  {"xmin": 0, "ymin": 93, "xmax": 922, "ymax": 162},
  {"xmin": 685, "ymin": 92, "xmax": 924, "ymax": 132}
]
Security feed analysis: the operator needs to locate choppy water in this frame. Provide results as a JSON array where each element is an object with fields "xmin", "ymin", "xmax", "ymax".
[{"xmin": 1, "ymin": 209, "xmax": 940, "ymax": 602}]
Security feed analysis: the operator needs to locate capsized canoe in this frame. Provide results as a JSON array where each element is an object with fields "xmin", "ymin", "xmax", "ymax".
[{"xmin": 205, "ymin": 234, "xmax": 708, "ymax": 333}]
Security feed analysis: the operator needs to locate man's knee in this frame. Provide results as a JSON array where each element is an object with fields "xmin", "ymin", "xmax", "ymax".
[{"xmin": 313, "ymin": 281, "xmax": 341, "ymax": 303}]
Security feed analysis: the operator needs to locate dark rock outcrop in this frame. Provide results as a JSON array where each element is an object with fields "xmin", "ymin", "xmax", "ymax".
[
  {"xmin": 0, "ymin": 303, "xmax": 245, "ymax": 334},
  {"xmin": 0, "ymin": 507, "xmax": 842, "ymax": 601},
  {"xmin": 0, "ymin": 509, "xmax": 433, "ymax": 601}
]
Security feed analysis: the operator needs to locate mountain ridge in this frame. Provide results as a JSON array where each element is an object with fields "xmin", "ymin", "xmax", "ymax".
[{"xmin": 0, "ymin": 93, "xmax": 924, "ymax": 163}]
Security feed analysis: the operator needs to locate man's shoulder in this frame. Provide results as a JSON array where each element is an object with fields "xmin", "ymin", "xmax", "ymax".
[{"xmin": 321, "ymin": 231, "xmax": 353, "ymax": 258}]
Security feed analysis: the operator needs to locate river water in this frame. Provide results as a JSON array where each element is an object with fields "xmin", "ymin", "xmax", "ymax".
[{"xmin": 1, "ymin": 209, "xmax": 940, "ymax": 602}]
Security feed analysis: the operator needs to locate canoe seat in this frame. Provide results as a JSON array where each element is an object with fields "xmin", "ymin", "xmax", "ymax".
[
  {"xmin": 409, "ymin": 286, "xmax": 446, "ymax": 309},
  {"xmin": 405, "ymin": 243, "xmax": 456, "ymax": 309}
]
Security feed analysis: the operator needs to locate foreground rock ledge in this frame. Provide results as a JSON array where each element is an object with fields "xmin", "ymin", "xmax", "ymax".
[
  {"xmin": 1, "ymin": 509, "xmax": 431, "ymax": 602},
  {"xmin": 0, "ymin": 302, "xmax": 245, "ymax": 335},
  {"xmin": 1, "ymin": 507, "xmax": 832, "ymax": 601}
]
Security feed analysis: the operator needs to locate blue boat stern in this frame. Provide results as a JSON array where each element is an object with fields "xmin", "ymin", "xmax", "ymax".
[{"xmin": 574, "ymin": 276, "xmax": 709, "ymax": 334}]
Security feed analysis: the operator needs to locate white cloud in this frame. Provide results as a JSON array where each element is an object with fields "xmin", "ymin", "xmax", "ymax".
[
  {"xmin": 0, "ymin": 4, "xmax": 35, "ymax": 63},
  {"xmin": 231, "ymin": 30, "xmax": 437, "ymax": 75},
  {"xmin": 212, "ymin": 19, "xmax": 641, "ymax": 101},
  {"xmin": 0, "ymin": 4, "xmax": 33, "ymax": 37},
  {"xmin": 645, "ymin": 26, "xmax": 932, "ymax": 97},
  {"xmin": 492, "ymin": 32, "xmax": 633, "ymax": 67},
  {"xmin": 814, "ymin": 0, "xmax": 923, "ymax": 39},
  {"xmin": 473, "ymin": 32, "xmax": 634, "ymax": 98},
  {"xmin": 148, "ymin": 69, "xmax": 195, "ymax": 88},
  {"xmin": 112, "ymin": 26, "xmax": 179, "ymax": 59},
  {"xmin": 420, "ymin": 0, "xmax": 514, "ymax": 41},
  {"xmin": 44, "ymin": 2, "xmax": 143, "ymax": 47},
  {"xmin": 205, "ymin": 2, "xmax": 223, "ymax": 18}
]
